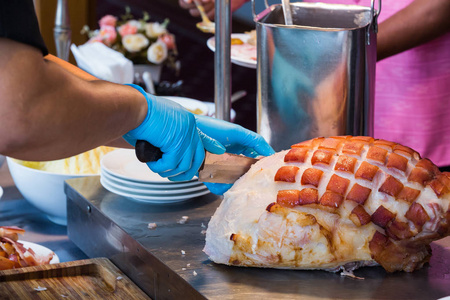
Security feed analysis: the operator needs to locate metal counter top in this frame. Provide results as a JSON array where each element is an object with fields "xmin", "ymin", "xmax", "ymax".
[{"xmin": 65, "ymin": 176, "xmax": 450, "ymax": 300}]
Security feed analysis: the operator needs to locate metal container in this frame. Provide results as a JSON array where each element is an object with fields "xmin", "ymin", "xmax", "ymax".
[{"xmin": 254, "ymin": 1, "xmax": 380, "ymax": 151}]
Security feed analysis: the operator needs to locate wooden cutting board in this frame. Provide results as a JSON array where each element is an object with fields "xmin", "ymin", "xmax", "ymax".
[{"xmin": 0, "ymin": 257, "xmax": 151, "ymax": 299}]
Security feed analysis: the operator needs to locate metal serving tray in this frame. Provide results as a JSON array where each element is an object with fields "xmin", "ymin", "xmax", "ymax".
[{"xmin": 65, "ymin": 176, "xmax": 450, "ymax": 300}]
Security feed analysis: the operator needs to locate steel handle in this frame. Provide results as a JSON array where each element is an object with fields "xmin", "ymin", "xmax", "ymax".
[
  {"xmin": 372, "ymin": 0, "xmax": 382, "ymax": 17},
  {"xmin": 54, "ymin": 0, "xmax": 71, "ymax": 61},
  {"xmin": 252, "ymin": 0, "xmax": 270, "ymax": 21},
  {"xmin": 368, "ymin": 0, "xmax": 382, "ymax": 43},
  {"xmin": 214, "ymin": 0, "xmax": 232, "ymax": 122},
  {"xmin": 252, "ymin": 0, "xmax": 382, "ymax": 21},
  {"xmin": 370, "ymin": 0, "xmax": 382, "ymax": 26}
]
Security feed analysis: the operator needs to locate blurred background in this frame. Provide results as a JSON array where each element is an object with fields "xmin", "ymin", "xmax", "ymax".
[{"xmin": 33, "ymin": 0, "xmax": 278, "ymax": 132}]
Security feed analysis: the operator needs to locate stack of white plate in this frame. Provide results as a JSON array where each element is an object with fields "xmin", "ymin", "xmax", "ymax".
[{"xmin": 100, "ymin": 149, "xmax": 210, "ymax": 204}]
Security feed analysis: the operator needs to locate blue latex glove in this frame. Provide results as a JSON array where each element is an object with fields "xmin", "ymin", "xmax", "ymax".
[
  {"xmin": 124, "ymin": 85, "xmax": 225, "ymax": 181},
  {"xmin": 124, "ymin": 85, "xmax": 275, "ymax": 194},
  {"xmin": 195, "ymin": 115, "xmax": 276, "ymax": 195}
]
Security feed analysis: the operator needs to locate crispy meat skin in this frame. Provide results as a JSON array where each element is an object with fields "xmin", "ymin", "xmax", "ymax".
[
  {"xmin": 204, "ymin": 136, "xmax": 450, "ymax": 273},
  {"xmin": 0, "ymin": 226, "xmax": 54, "ymax": 270}
]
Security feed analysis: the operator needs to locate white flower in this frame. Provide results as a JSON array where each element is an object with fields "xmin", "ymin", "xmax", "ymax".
[
  {"xmin": 122, "ymin": 33, "xmax": 149, "ymax": 53},
  {"xmin": 127, "ymin": 19, "xmax": 143, "ymax": 30},
  {"xmin": 147, "ymin": 41, "xmax": 168, "ymax": 64},
  {"xmin": 145, "ymin": 22, "xmax": 167, "ymax": 38}
]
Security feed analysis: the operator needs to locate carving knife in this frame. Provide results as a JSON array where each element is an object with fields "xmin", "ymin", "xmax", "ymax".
[{"xmin": 135, "ymin": 140, "xmax": 260, "ymax": 184}]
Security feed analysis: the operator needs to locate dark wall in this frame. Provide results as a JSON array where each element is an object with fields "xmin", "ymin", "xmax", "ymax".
[{"xmin": 96, "ymin": 0, "xmax": 258, "ymax": 131}]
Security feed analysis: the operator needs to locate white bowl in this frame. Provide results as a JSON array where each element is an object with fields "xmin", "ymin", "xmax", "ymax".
[{"xmin": 7, "ymin": 158, "xmax": 96, "ymax": 226}]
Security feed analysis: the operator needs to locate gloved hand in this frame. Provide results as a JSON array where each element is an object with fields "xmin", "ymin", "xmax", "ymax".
[
  {"xmin": 194, "ymin": 115, "xmax": 275, "ymax": 195},
  {"xmin": 195, "ymin": 114, "xmax": 275, "ymax": 156},
  {"xmin": 124, "ymin": 85, "xmax": 225, "ymax": 181},
  {"xmin": 124, "ymin": 84, "xmax": 275, "ymax": 195}
]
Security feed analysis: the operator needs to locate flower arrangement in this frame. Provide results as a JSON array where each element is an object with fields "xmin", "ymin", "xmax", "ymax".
[{"xmin": 82, "ymin": 7, "xmax": 177, "ymax": 67}]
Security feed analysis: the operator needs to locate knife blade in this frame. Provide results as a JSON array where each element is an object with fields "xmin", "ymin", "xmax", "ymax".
[{"xmin": 135, "ymin": 140, "xmax": 260, "ymax": 183}]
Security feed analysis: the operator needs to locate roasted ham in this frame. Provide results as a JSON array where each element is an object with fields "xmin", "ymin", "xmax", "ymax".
[
  {"xmin": 0, "ymin": 226, "xmax": 54, "ymax": 270},
  {"xmin": 204, "ymin": 136, "xmax": 450, "ymax": 272}
]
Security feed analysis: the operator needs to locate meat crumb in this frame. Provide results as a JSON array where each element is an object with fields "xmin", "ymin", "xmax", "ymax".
[
  {"xmin": 340, "ymin": 270, "xmax": 364, "ymax": 280},
  {"xmin": 178, "ymin": 216, "xmax": 189, "ymax": 224},
  {"xmin": 148, "ymin": 223, "xmax": 157, "ymax": 229},
  {"xmin": 34, "ymin": 286, "xmax": 47, "ymax": 291},
  {"xmin": 181, "ymin": 250, "xmax": 186, "ymax": 255},
  {"xmin": 193, "ymin": 271, "xmax": 197, "ymax": 276}
]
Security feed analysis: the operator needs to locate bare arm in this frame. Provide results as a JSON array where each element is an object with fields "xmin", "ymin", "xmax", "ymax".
[
  {"xmin": 0, "ymin": 38, "xmax": 147, "ymax": 161},
  {"xmin": 377, "ymin": 0, "xmax": 450, "ymax": 61},
  {"xmin": 179, "ymin": 0, "xmax": 248, "ymax": 20},
  {"xmin": 43, "ymin": 54, "xmax": 133, "ymax": 149}
]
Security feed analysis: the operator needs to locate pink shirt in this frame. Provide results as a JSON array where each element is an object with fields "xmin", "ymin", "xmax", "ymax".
[{"xmin": 303, "ymin": 0, "xmax": 450, "ymax": 166}]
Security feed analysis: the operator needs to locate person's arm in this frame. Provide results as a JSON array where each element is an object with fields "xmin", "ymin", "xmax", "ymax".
[
  {"xmin": 44, "ymin": 54, "xmax": 133, "ymax": 149},
  {"xmin": 0, "ymin": 38, "xmax": 147, "ymax": 161},
  {"xmin": 377, "ymin": 0, "xmax": 450, "ymax": 61},
  {"xmin": 0, "ymin": 38, "xmax": 274, "ymax": 191},
  {"xmin": 179, "ymin": 0, "xmax": 215, "ymax": 19},
  {"xmin": 44, "ymin": 54, "xmax": 97, "ymax": 81}
]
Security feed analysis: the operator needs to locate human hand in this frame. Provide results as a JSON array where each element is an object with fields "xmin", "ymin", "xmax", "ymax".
[
  {"xmin": 179, "ymin": 0, "xmax": 249, "ymax": 20},
  {"xmin": 124, "ymin": 85, "xmax": 274, "ymax": 194},
  {"xmin": 194, "ymin": 115, "xmax": 275, "ymax": 195},
  {"xmin": 123, "ymin": 85, "xmax": 225, "ymax": 181},
  {"xmin": 179, "ymin": 0, "xmax": 216, "ymax": 20},
  {"xmin": 195, "ymin": 114, "xmax": 274, "ymax": 157}
]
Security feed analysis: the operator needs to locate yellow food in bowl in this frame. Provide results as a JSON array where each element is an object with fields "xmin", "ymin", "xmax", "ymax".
[
  {"xmin": 187, "ymin": 108, "xmax": 205, "ymax": 115},
  {"xmin": 13, "ymin": 146, "xmax": 116, "ymax": 175}
]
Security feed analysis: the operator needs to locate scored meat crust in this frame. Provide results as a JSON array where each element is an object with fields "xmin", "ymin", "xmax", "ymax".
[{"xmin": 204, "ymin": 136, "xmax": 450, "ymax": 272}]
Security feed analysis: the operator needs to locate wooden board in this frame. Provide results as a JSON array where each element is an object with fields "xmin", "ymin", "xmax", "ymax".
[{"xmin": 0, "ymin": 257, "xmax": 151, "ymax": 299}]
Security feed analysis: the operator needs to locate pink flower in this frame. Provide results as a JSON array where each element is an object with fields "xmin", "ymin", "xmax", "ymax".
[
  {"xmin": 118, "ymin": 22, "xmax": 138, "ymax": 37},
  {"xmin": 99, "ymin": 25, "xmax": 117, "ymax": 46},
  {"xmin": 99, "ymin": 15, "xmax": 117, "ymax": 27},
  {"xmin": 158, "ymin": 33, "xmax": 176, "ymax": 50}
]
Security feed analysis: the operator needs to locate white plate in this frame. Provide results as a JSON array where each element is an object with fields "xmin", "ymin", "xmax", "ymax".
[
  {"xmin": 163, "ymin": 96, "xmax": 208, "ymax": 116},
  {"xmin": 101, "ymin": 149, "xmax": 197, "ymax": 184},
  {"xmin": 101, "ymin": 169, "xmax": 203, "ymax": 189},
  {"xmin": 129, "ymin": 188, "xmax": 210, "ymax": 204},
  {"xmin": 19, "ymin": 240, "xmax": 60, "ymax": 264},
  {"xmin": 101, "ymin": 174, "xmax": 207, "ymax": 196},
  {"xmin": 101, "ymin": 177, "xmax": 207, "ymax": 198},
  {"xmin": 207, "ymin": 33, "xmax": 257, "ymax": 69},
  {"xmin": 203, "ymin": 102, "xmax": 236, "ymax": 122},
  {"xmin": 101, "ymin": 177, "xmax": 210, "ymax": 204}
]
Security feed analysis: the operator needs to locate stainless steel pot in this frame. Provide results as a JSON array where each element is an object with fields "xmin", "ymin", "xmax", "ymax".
[{"xmin": 253, "ymin": 0, "xmax": 381, "ymax": 151}]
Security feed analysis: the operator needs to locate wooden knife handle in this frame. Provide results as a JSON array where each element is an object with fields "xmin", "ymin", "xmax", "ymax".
[{"xmin": 135, "ymin": 140, "xmax": 163, "ymax": 162}]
